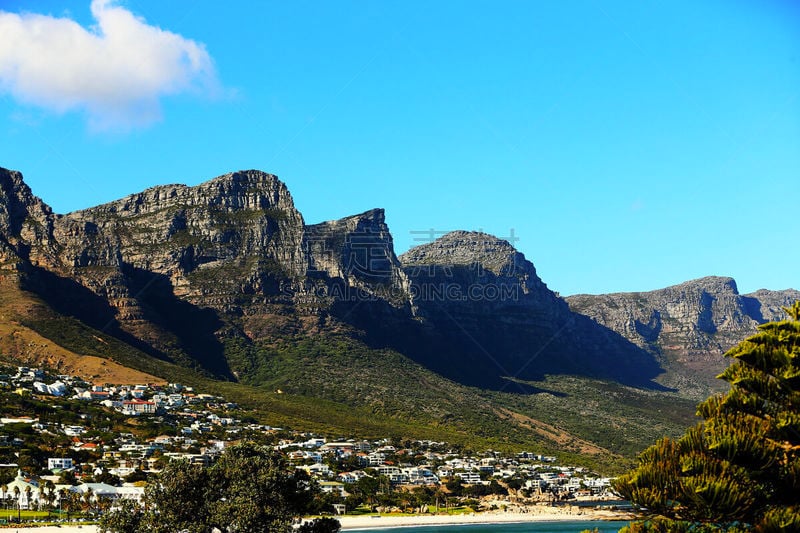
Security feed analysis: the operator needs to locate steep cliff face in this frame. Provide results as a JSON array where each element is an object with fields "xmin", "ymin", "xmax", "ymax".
[
  {"xmin": 0, "ymin": 167, "xmax": 58, "ymax": 268},
  {"xmin": 60, "ymin": 170, "xmax": 306, "ymax": 302},
  {"xmin": 400, "ymin": 230, "xmax": 569, "ymax": 326},
  {"xmin": 743, "ymin": 289, "xmax": 800, "ymax": 323},
  {"xmin": 303, "ymin": 208, "xmax": 410, "ymax": 306},
  {"xmin": 0, "ymin": 169, "xmax": 310, "ymax": 376},
  {"xmin": 0, "ymin": 168, "xmax": 421, "ymax": 376},
  {"xmin": 566, "ymin": 278, "xmax": 799, "ymax": 397},
  {"xmin": 395, "ymin": 231, "xmax": 665, "ymax": 390},
  {"xmin": 567, "ymin": 277, "xmax": 749, "ymax": 356}
]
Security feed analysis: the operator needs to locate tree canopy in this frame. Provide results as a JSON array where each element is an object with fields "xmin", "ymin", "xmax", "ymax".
[
  {"xmin": 614, "ymin": 302, "xmax": 800, "ymax": 532},
  {"xmin": 99, "ymin": 442, "xmax": 329, "ymax": 533}
]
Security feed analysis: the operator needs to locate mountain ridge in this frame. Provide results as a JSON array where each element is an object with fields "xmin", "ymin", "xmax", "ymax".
[
  {"xmin": 566, "ymin": 276, "xmax": 799, "ymax": 397},
  {"xmin": 1, "ymin": 164, "xmax": 796, "ymax": 461}
]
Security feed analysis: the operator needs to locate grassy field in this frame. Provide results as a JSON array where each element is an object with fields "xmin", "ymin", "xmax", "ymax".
[{"xmin": 0, "ymin": 508, "xmax": 54, "ymax": 521}]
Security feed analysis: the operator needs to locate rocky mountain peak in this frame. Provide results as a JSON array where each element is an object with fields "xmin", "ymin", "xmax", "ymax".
[
  {"xmin": 303, "ymin": 207, "xmax": 407, "ymax": 299},
  {"xmin": 71, "ymin": 169, "xmax": 298, "ymax": 219},
  {"xmin": 310, "ymin": 207, "xmax": 387, "ymax": 231},
  {"xmin": 399, "ymin": 230, "xmax": 525, "ymax": 277},
  {"xmin": 0, "ymin": 167, "xmax": 56, "ymax": 265},
  {"xmin": 672, "ymin": 276, "xmax": 738, "ymax": 295}
]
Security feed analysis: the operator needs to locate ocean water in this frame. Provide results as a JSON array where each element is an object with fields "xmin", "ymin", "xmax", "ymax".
[{"xmin": 352, "ymin": 520, "xmax": 629, "ymax": 533}]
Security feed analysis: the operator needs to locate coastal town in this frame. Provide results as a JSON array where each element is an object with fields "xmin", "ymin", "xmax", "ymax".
[{"xmin": 0, "ymin": 365, "xmax": 619, "ymax": 525}]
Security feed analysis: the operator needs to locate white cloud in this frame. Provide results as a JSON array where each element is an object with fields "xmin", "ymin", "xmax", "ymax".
[{"xmin": 0, "ymin": 0, "xmax": 219, "ymax": 131}]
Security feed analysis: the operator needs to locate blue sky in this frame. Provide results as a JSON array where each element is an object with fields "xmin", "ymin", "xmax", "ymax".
[{"xmin": 1, "ymin": 1, "xmax": 798, "ymax": 295}]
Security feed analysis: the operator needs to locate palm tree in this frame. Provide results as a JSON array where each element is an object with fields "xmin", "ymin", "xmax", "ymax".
[
  {"xmin": 433, "ymin": 488, "xmax": 446, "ymax": 514},
  {"xmin": 66, "ymin": 491, "xmax": 82, "ymax": 520},
  {"xmin": 24, "ymin": 485, "xmax": 32, "ymax": 514},
  {"xmin": 0, "ymin": 484, "xmax": 6, "ymax": 510},
  {"xmin": 43, "ymin": 480, "xmax": 56, "ymax": 516},
  {"xmin": 13, "ymin": 486, "xmax": 20, "ymax": 521},
  {"xmin": 96, "ymin": 495, "xmax": 112, "ymax": 515},
  {"xmin": 82, "ymin": 486, "xmax": 94, "ymax": 513}
]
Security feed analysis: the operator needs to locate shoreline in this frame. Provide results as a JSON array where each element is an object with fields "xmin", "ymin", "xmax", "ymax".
[
  {"xmin": 334, "ymin": 507, "xmax": 634, "ymax": 531},
  {"xmin": 0, "ymin": 508, "xmax": 635, "ymax": 532}
]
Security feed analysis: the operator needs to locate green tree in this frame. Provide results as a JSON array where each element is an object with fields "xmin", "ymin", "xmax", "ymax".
[
  {"xmin": 65, "ymin": 491, "xmax": 82, "ymax": 520},
  {"xmin": 123, "ymin": 469, "xmax": 148, "ymax": 483},
  {"xmin": 58, "ymin": 469, "xmax": 78, "ymax": 486},
  {"xmin": 43, "ymin": 480, "xmax": 56, "ymax": 513},
  {"xmin": 445, "ymin": 476, "xmax": 463, "ymax": 497},
  {"xmin": 298, "ymin": 516, "xmax": 341, "ymax": 533},
  {"xmin": 82, "ymin": 486, "xmax": 94, "ymax": 512},
  {"xmin": 100, "ymin": 442, "xmax": 319, "ymax": 533},
  {"xmin": 614, "ymin": 302, "xmax": 800, "ymax": 532},
  {"xmin": 139, "ymin": 458, "xmax": 210, "ymax": 533},
  {"xmin": 97, "ymin": 498, "xmax": 142, "ymax": 533},
  {"xmin": 96, "ymin": 468, "xmax": 122, "ymax": 486},
  {"xmin": 206, "ymin": 442, "xmax": 307, "ymax": 532},
  {"xmin": 353, "ymin": 475, "xmax": 381, "ymax": 508}
]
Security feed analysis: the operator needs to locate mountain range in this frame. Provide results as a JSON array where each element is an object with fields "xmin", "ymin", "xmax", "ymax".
[{"xmin": 1, "ymin": 166, "xmax": 796, "ymax": 466}]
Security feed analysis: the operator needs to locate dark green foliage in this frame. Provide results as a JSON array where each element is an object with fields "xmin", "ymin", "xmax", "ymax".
[
  {"xmin": 99, "ymin": 442, "xmax": 315, "ymax": 533},
  {"xmin": 615, "ymin": 302, "xmax": 800, "ymax": 531},
  {"xmin": 445, "ymin": 476, "xmax": 463, "ymax": 496},
  {"xmin": 463, "ymin": 479, "xmax": 507, "ymax": 497},
  {"xmin": 97, "ymin": 499, "xmax": 143, "ymax": 533},
  {"xmin": 94, "ymin": 468, "xmax": 122, "ymax": 486},
  {"xmin": 58, "ymin": 470, "xmax": 79, "ymax": 486},
  {"xmin": 142, "ymin": 459, "xmax": 211, "ymax": 533},
  {"xmin": 297, "ymin": 516, "xmax": 342, "ymax": 533},
  {"xmin": 123, "ymin": 469, "xmax": 148, "ymax": 483},
  {"xmin": 206, "ymin": 443, "xmax": 310, "ymax": 532}
]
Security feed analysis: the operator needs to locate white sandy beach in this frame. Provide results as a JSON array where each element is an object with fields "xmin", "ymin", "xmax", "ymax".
[
  {"xmin": 333, "ymin": 506, "xmax": 633, "ymax": 530},
  {"xmin": 0, "ymin": 507, "xmax": 632, "ymax": 532},
  {"xmin": 0, "ymin": 524, "xmax": 97, "ymax": 533}
]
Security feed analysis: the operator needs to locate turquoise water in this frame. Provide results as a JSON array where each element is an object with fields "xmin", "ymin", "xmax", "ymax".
[{"xmin": 351, "ymin": 520, "xmax": 629, "ymax": 532}]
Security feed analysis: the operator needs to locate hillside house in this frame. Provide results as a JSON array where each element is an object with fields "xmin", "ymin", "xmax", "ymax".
[{"xmin": 121, "ymin": 400, "xmax": 156, "ymax": 415}]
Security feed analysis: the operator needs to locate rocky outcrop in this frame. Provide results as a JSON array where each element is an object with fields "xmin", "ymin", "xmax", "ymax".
[
  {"xmin": 742, "ymin": 289, "xmax": 800, "ymax": 323},
  {"xmin": 396, "ymin": 231, "xmax": 665, "ymax": 389},
  {"xmin": 566, "ymin": 277, "xmax": 799, "ymax": 397},
  {"xmin": 304, "ymin": 208, "xmax": 410, "ymax": 306},
  {"xmin": 61, "ymin": 170, "xmax": 306, "ymax": 298},
  {"xmin": 400, "ymin": 230, "xmax": 568, "ymax": 326},
  {"xmin": 0, "ymin": 167, "xmax": 58, "ymax": 268},
  {"xmin": 0, "ymin": 166, "xmax": 668, "ymax": 389}
]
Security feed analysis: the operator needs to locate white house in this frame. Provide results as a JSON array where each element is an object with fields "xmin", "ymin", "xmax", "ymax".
[
  {"xmin": 2, "ymin": 470, "xmax": 40, "ymax": 510},
  {"xmin": 337, "ymin": 472, "xmax": 359, "ymax": 484},
  {"xmin": 302, "ymin": 463, "xmax": 331, "ymax": 477},
  {"xmin": 121, "ymin": 400, "xmax": 156, "ymax": 415},
  {"xmin": 63, "ymin": 425, "xmax": 85, "ymax": 437},
  {"xmin": 318, "ymin": 481, "xmax": 346, "ymax": 495},
  {"xmin": 367, "ymin": 452, "xmax": 385, "ymax": 466},
  {"xmin": 47, "ymin": 458, "xmax": 74, "ymax": 471},
  {"xmin": 33, "ymin": 381, "xmax": 67, "ymax": 396},
  {"xmin": 68, "ymin": 483, "xmax": 144, "ymax": 505},
  {"xmin": 456, "ymin": 472, "xmax": 482, "ymax": 484}
]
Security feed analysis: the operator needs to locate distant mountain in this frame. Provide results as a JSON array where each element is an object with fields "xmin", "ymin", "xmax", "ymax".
[
  {"xmin": 1, "ymin": 165, "xmax": 793, "ymax": 461},
  {"xmin": 0, "ymin": 166, "xmax": 664, "ymax": 390},
  {"xmin": 566, "ymin": 278, "xmax": 799, "ymax": 398}
]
